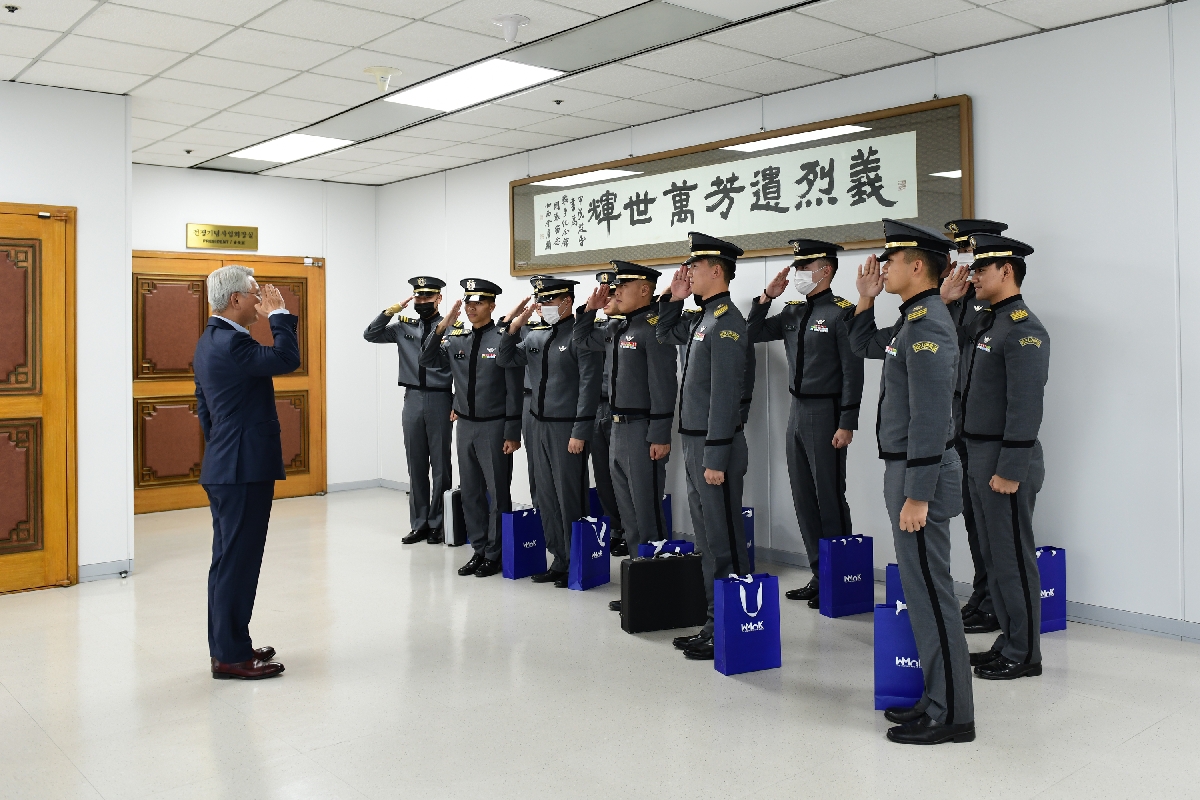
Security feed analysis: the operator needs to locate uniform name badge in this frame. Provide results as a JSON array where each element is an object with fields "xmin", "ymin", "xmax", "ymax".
[
  {"xmin": 885, "ymin": 340, "xmax": 898, "ymax": 357},
  {"xmin": 693, "ymin": 326, "xmax": 707, "ymax": 341},
  {"xmin": 809, "ymin": 319, "xmax": 829, "ymax": 333},
  {"xmin": 481, "ymin": 347, "xmax": 497, "ymax": 359},
  {"xmin": 619, "ymin": 335, "xmax": 638, "ymax": 350}
]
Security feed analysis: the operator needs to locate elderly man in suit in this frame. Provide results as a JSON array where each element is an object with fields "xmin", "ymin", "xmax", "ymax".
[{"xmin": 194, "ymin": 265, "xmax": 300, "ymax": 680}]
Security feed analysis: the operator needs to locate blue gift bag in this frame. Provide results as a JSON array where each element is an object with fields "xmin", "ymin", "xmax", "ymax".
[
  {"xmin": 502, "ymin": 508, "xmax": 546, "ymax": 580},
  {"xmin": 874, "ymin": 601, "xmax": 925, "ymax": 710},
  {"xmin": 569, "ymin": 517, "xmax": 610, "ymax": 591},
  {"xmin": 885, "ymin": 563, "xmax": 904, "ymax": 606},
  {"xmin": 742, "ymin": 507, "xmax": 755, "ymax": 572},
  {"xmin": 1037, "ymin": 546, "xmax": 1066, "ymax": 633},
  {"xmin": 714, "ymin": 574, "xmax": 782, "ymax": 676},
  {"xmin": 818, "ymin": 536, "xmax": 874, "ymax": 617},
  {"xmin": 636, "ymin": 539, "xmax": 695, "ymax": 558}
]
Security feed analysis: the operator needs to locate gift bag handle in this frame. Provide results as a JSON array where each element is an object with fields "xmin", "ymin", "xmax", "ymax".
[{"xmin": 739, "ymin": 583, "xmax": 764, "ymax": 618}]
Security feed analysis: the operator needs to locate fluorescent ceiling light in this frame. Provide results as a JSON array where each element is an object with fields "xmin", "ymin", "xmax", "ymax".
[
  {"xmin": 930, "ymin": 170, "xmax": 962, "ymax": 178},
  {"xmin": 228, "ymin": 133, "xmax": 354, "ymax": 164},
  {"xmin": 532, "ymin": 169, "xmax": 642, "ymax": 187},
  {"xmin": 386, "ymin": 58, "xmax": 562, "ymax": 113},
  {"xmin": 722, "ymin": 125, "xmax": 871, "ymax": 153}
]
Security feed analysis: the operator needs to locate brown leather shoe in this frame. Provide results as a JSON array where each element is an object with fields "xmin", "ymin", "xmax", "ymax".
[
  {"xmin": 253, "ymin": 646, "xmax": 276, "ymax": 662},
  {"xmin": 211, "ymin": 658, "xmax": 285, "ymax": 680}
]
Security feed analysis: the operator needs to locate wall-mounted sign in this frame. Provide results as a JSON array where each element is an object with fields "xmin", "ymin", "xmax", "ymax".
[{"xmin": 185, "ymin": 223, "xmax": 258, "ymax": 251}]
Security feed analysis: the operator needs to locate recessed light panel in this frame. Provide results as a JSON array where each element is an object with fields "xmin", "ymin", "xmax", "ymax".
[
  {"xmin": 532, "ymin": 169, "xmax": 642, "ymax": 187},
  {"xmin": 385, "ymin": 59, "xmax": 562, "ymax": 113},
  {"xmin": 228, "ymin": 133, "xmax": 355, "ymax": 164},
  {"xmin": 722, "ymin": 125, "xmax": 871, "ymax": 152}
]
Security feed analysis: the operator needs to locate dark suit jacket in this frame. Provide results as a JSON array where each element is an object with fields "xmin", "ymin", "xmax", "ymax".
[{"xmin": 194, "ymin": 314, "xmax": 301, "ymax": 485}]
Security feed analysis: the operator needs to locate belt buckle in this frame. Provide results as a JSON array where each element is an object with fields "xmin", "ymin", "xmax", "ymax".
[{"xmin": 612, "ymin": 414, "xmax": 622, "ymax": 423}]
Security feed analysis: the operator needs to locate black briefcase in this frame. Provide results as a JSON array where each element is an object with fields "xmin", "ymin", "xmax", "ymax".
[
  {"xmin": 620, "ymin": 554, "xmax": 707, "ymax": 634},
  {"xmin": 443, "ymin": 489, "xmax": 469, "ymax": 547}
]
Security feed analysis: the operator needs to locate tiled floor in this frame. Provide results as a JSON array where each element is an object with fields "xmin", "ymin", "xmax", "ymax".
[{"xmin": 2, "ymin": 488, "xmax": 1199, "ymax": 799}]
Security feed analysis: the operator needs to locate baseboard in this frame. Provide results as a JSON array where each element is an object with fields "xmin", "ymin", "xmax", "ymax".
[
  {"xmin": 380, "ymin": 479, "xmax": 408, "ymax": 492},
  {"xmin": 326, "ymin": 479, "xmax": 409, "ymax": 493},
  {"xmin": 78, "ymin": 559, "xmax": 133, "ymax": 582}
]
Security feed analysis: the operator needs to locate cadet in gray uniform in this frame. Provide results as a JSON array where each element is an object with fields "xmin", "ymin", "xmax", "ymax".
[
  {"xmin": 421, "ymin": 279, "xmax": 524, "ymax": 578},
  {"xmin": 953, "ymin": 234, "xmax": 1050, "ymax": 680},
  {"xmin": 498, "ymin": 277, "xmax": 601, "ymax": 588},
  {"xmin": 582, "ymin": 272, "xmax": 627, "ymax": 556},
  {"xmin": 748, "ymin": 239, "xmax": 864, "ymax": 608},
  {"xmin": 364, "ymin": 276, "xmax": 454, "ymax": 544},
  {"xmin": 848, "ymin": 220, "xmax": 975, "ymax": 745},
  {"xmin": 656, "ymin": 233, "xmax": 750, "ymax": 662},
  {"xmin": 577, "ymin": 263, "xmax": 678, "ymax": 614}
]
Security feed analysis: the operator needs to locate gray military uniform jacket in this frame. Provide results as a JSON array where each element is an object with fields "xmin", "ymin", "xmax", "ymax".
[
  {"xmin": 956, "ymin": 294, "xmax": 1050, "ymax": 482},
  {"xmin": 848, "ymin": 287, "xmax": 959, "ymax": 501},
  {"xmin": 364, "ymin": 311, "xmax": 453, "ymax": 392},
  {"xmin": 420, "ymin": 320, "xmax": 524, "ymax": 441},
  {"xmin": 747, "ymin": 288, "xmax": 864, "ymax": 429},
  {"xmin": 655, "ymin": 292, "xmax": 747, "ymax": 472},
  {"xmin": 575, "ymin": 305, "xmax": 678, "ymax": 444},
  {"xmin": 498, "ymin": 316, "xmax": 601, "ymax": 441},
  {"xmin": 947, "ymin": 285, "xmax": 990, "ymax": 432}
]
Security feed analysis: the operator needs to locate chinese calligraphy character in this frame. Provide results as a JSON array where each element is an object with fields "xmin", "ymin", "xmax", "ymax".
[
  {"xmin": 623, "ymin": 191, "xmax": 657, "ymax": 226},
  {"xmin": 750, "ymin": 165, "xmax": 788, "ymax": 213},
  {"xmin": 795, "ymin": 159, "xmax": 838, "ymax": 208},
  {"xmin": 663, "ymin": 179, "xmax": 699, "ymax": 226},
  {"xmin": 704, "ymin": 173, "xmax": 745, "ymax": 220},
  {"xmin": 847, "ymin": 147, "xmax": 896, "ymax": 207},
  {"xmin": 588, "ymin": 190, "xmax": 621, "ymax": 233}
]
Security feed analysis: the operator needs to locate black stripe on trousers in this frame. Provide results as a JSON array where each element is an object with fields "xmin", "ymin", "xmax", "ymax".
[
  {"xmin": 652, "ymin": 455, "xmax": 664, "ymax": 539},
  {"xmin": 916, "ymin": 530, "xmax": 956, "ymax": 725},
  {"xmin": 1010, "ymin": 493, "xmax": 1035, "ymax": 665},
  {"xmin": 832, "ymin": 398, "xmax": 847, "ymax": 537},
  {"xmin": 580, "ymin": 442, "xmax": 590, "ymax": 520},
  {"xmin": 721, "ymin": 481, "xmax": 743, "ymax": 575}
]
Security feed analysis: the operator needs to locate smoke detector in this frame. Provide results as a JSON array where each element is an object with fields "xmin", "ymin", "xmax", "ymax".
[
  {"xmin": 492, "ymin": 14, "xmax": 529, "ymax": 43},
  {"xmin": 363, "ymin": 66, "xmax": 401, "ymax": 92}
]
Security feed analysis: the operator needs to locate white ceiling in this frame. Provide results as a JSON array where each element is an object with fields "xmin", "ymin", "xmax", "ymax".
[{"xmin": 0, "ymin": 0, "xmax": 1166, "ymax": 183}]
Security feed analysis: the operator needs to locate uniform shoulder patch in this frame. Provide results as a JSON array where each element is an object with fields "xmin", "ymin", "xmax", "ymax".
[
  {"xmin": 912, "ymin": 341, "xmax": 939, "ymax": 354},
  {"xmin": 647, "ymin": 315, "xmax": 659, "ymax": 326},
  {"xmin": 713, "ymin": 303, "xmax": 728, "ymax": 318},
  {"xmin": 719, "ymin": 329, "xmax": 740, "ymax": 341},
  {"xmin": 684, "ymin": 308, "xmax": 702, "ymax": 314},
  {"xmin": 906, "ymin": 306, "xmax": 927, "ymax": 322},
  {"xmin": 834, "ymin": 296, "xmax": 852, "ymax": 308},
  {"xmin": 1010, "ymin": 309, "xmax": 1029, "ymax": 322},
  {"xmin": 785, "ymin": 300, "xmax": 804, "ymax": 305},
  {"xmin": 1019, "ymin": 336, "xmax": 1042, "ymax": 348}
]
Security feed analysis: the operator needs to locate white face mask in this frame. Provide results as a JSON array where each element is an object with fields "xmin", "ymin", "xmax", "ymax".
[
  {"xmin": 792, "ymin": 270, "xmax": 818, "ymax": 296},
  {"xmin": 539, "ymin": 304, "xmax": 561, "ymax": 325},
  {"xmin": 955, "ymin": 253, "xmax": 975, "ymax": 270}
]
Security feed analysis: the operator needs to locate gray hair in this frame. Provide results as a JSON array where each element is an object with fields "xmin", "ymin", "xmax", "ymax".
[{"xmin": 207, "ymin": 264, "xmax": 255, "ymax": 312}]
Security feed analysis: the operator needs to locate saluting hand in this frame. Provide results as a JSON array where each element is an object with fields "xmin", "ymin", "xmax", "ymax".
[
  {"xmin": 585, "ymin": 284, "xmax": 611, "ymax": 312},
  {"xmin": 385, "ymin": 296, "xmax": 413, "ymax": 316},
  {"xmin": 941, "ymin": 264, "xmax": 971, "ymax": 304},
  {"xmin": 257, "ymin": 284, "xmax": 286, "ymax": 315},
  {"xmin": 437, "ymin": 299, "xmax": 462, "ymax": 333},
  {"xmin": 763, "ymin": 267, "xmax": 789, "ymax": 301},
  {"xmin": 856, "ymin": 256, "xmax": 884, "ymax": 299},
  {"xmin": 506, "ymin": 296, "xmax": 533, "ymax": 333},
  {"xmin": 669, "ymin": 265, "xmax": 692, "ymax": 301}
]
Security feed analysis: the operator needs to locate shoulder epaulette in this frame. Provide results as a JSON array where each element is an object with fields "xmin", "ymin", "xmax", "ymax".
[
  {"xmin": 608, "ymin": 314, "xmax": 626, "ymax": 321},
  {"xmin": 647, "ymin": 315, "xmax": 659, "ymax": 325},
  {"xmin": 528, "ymin": 322, "xmax": 551, "ymax": 330},
  {"xmin": 453, "ymin": 320, "xmax": 464, "ymax": 328},
  {"xmin": 1010, "ymin": 309, "xmax": 1029, "ymax": 322},
  {"xmin": 905, "ymin": 306, "xmax": 927, "ymax": 322},
  {"xmin": 684, "ymin": 308, "xmax": 702, "ymax": 314},
  {"xmin": 398, "ymin": 315, "xmax": 417, "ymax": 324},
  {"xmin": 785, "ymin": 300, "xmax": 804, "ymax": 305},
  {"xmin": 450, "ymin": 327, "xmax": 470, "ymax": 336},
  {"xmin": 833, "ymin": 296, "xmax": 852, "ymax": 308},
  {"xmin": 713, "ymin": 303, "xmax": 729, "ymax": 318}
]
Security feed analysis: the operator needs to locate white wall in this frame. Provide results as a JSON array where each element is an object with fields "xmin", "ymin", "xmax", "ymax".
[
  {"xmin": 374, "ymin": 3, "xmax": 1200, "ymax": 624},
  {"xmin": 131, "ymin": 166, "xmax": 380, "ymax": 488}
]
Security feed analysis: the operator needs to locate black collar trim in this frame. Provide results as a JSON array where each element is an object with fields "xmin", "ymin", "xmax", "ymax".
[
  {"xmin": 990, "ymin": 294, "xmax": 1023, "ymax": 311},
  {"xmin": 899, "ymin": 287, "xmax": 941, "ymax": 314}
]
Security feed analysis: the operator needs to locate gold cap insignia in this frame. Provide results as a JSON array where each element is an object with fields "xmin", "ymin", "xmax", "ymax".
[
  {"xmin": 417, "ymin": 277, "xmax": 427, "ymax": 287},
  {"xmin": 969, "ymin": 235, "xmax": 977, "ymax": 250},
  {"xmin": 947, "ymin": 222, "xmax": 959, "ymax": 235},
  {"xmin": 599, "ymin": 273, "xmax": 610, "ymax": 283},
  {"xmin": 534, "ymin": 279, "xmax": 544, "ymax": 290},
  {"xmin": 466, "ymin": 279, "xmax": 476, "ymax": 290}
]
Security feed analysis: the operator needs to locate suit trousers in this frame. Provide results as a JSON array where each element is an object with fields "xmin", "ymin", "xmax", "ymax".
[
  {"xmin": 403, "ymin": 389, "xmax": 453, "ymax": 533},
  {"xmin": 457, "ymin": 418, "xmax": 512, "ymax": 562},
  {"xmin": 786, "ymin": 397, "xmax": 852, "ymax": 570},
  {"xmin": 682, "ymin": 432, "xmax": 749, "ymax": 636},
  {"xmin": 205, "ymin": 481, "xmax": 275, "ymax": 664},
  {"xmin": 886, "ymin": 456, "xmax": 974, "ymax": 725},
  {"xmin": 610, "ymin": 417, "xmax": 669, "ymax": 553},
  {"xmin": 529, "ymin": 418, "xmax": 588, "ymax": 573},
  {"xmin": 955, "ymin": 440, "xmax": 994, "ymax": 616},
  {"xmin": 522, "ymin": 393, "xmax": 537, "ymax": 507},
  {"xmin": 591, "ymin": 400, "xmax": 623, "ymax": 530},
  {"xmin": 966, "ymin": 440, "xmax": 1044, "ymax": 664}
]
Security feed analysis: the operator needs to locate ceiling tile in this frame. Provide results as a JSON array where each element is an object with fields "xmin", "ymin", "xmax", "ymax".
[
  {"xmin": 262, "ymin": 164, "xmax": 346, "ymax": 178},
  {"xmin": 632, "ymin": 79, "xmax": 757, "ymax": 111},
  {"xmin": 131, "ymin": 78, "xmax": 254, "ymax": 110},
  {"xmin": 166, "ymin": 127, "xmax": 269, "ymax": 147},
  {"xmin": 134, "ymin": 152, "xmax": 206, "ymax": 167},
  {"xmin": 73, "ymin": 4, "xmax": 232, "ymax": 51},
  {"xmin": 130, "ymin": 135, "xmax": 158, "ymax": 150},
  {"xmin": 403, "ymin": 118, "xmax": 507, "ymax": 141},
  {"xmin": 799, "ymin": 0, "xmax": 976, "ymax": 35},
  {"xmin": 201, "ymin": 29, "xmax": 350, "ymax": 71},
  {"xmin": 425, "ymin": 0, "xmax": 594, "ymax": 41},
  {"xmin": 0, "ymin": 0, "xmax": 96, "ymax": 32},
  {"xmin": 0, "ymin": 54, "xmax": 29, "ymax": 79},
  {"xmin": 291, "ymin": 155, "xmax": 371, "ymax": 170},
  {"xmin": 308, "ymin": 49, "xmax": 446, "ymax": 88},
  {"xmin": 365, "ymin": 20, "xmax": 508, "ymax": 65},
  {"xmin": 248, "ymin": 0, "xmax": 410, "ymax": 46},
  {"xmin": 113, "ymin": 0, "xmax": 283, "ymax": 26},
  {"xmin": 319, "ymin": 145, "xmax": 398, "ymax": 162},
  {"xmin": 396, "ymin": 153, "xmax": 479, "ymax": 168},
  {"xmin": 984, "ymin": 0, "xmax": 1159, "ymax": 29},
  {"xmin": 667, "ymin": 0, "xmax": 802, "ymax": 18},
  {"xmin": 163, "ymin": 55, "xmax": 298, "ymax": 91},
  {"xmin": 327, "ymin": 0, "xmax": 462, "ymax": 17},
  {"xmin": 624, "ymin": 39, "xmax": 769, "ymax": 79},
  {"xmin": 131, "ymin": 117, "xmax": 186, "ymax": 139},
  {"xmin": 556, "ymin": 63, "xmax": 688, "ymax": 98},
  {"xmin": 348, "ymin": 162, "xmax": 435, "ymax": 177},
  {"xmin": 575, "ymin": 98, "xmax": 685, "ymax": 125},
  {"xmin": 785, "ymin": 35, "xmax": 928, "ymax": 75},
  {"xmin": 195, "ymin": 111, "xmax": 301, "ymax": 135},
  {"xmin": 332, "ymin": 172, "xmax": 395, "ymax": 184},
  {"xmin": 473, "ymin": 128, "xmax": 568, "ymax": 149},
  {"xmin": 520, "ymin": 114, "xmax": 623, "ymax": 137},
  {"xmin": 41, "ymin": 34, "xmax": 187, "ymax": 74},
  {"xmin": 704, "ymin": 59, "xmax": 836, "ymax": 94},
  {"xmin": 545, "ymin": 0, "xmax": 644, "ymax": 12},
  {"xmin": 137, "ymin": 140, "xmax": 230, "ymax": 160},
  {"xmin": 131, "ymin": 97, "xmax": 218, "ymax": 125},
  {"xmin": 499, "ymin": 83, "xmax": 618, "ymax": 115},
  {"xmin": 266, "ymin": 71, "xmax": 380, "ymax": 105},
  {"xmin": 703, "ymin": 12, "xmax": 862, "ymax": 58},
  {"xmin": 433, "ymin": 142, "xmax": 521, "ymax": 159},
  {"xmin": 231, "ymin": 93, "xmax": 348, "ymax": 122},
  {"xmin": 449, "ymin": 102, "xmax": 559, "ymax": 128},
  {"xmin": 21, "ymin": 60, "xmax": 149, "ymax": 93},
  {"xmin": 0, "ymin": 24, "xmax": 60, "ymax": 58},
  {"xmin": 878, "ymin": 6, "xmax": 1038, "ymax": 53},
  {"xmin": 353, "ymin": 133, "xmax": 446, "ymax": 152}
]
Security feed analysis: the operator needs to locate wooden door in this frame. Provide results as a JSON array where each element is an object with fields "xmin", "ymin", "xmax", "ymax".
[
  {"xmin": 0, "ymin": 204, "xmax": 77, "ymax": 593},
  {"xmin": 131, "ymin": 251, "xmax": 326, "ymax": 514}
]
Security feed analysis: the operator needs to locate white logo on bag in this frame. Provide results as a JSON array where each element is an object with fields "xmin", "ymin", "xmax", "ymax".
[
  {"xmin": 743, "ymin": 509, "xmax": 752, "ymax": 517},
  {"xmin": 896, "ymin": 656, "xmax": 921, "ymax": 668},
  {"xmin": 895, "ymin": 601, "xmax": 907, "ymax": 615},
  {"xmin": 844, "ymin": 574, "xmax": 862, "ymax": 583},
  {"xmin": 1041, "ymin": 588, "xmax": 1055, "ymax": 598},
  {"xmin": 741, "ymin": 621, "xmax": 765, "ymax": 633},
  {"xmin": 523, "ymin": 540, "xmax": 536, "ymax": 549},
  {"xmin": 739, "ymin": 583, "xmax": 764, "ymax": 618}
]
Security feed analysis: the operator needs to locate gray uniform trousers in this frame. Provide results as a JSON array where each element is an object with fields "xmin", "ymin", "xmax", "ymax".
[
  {"xmin": 966, "ymin": 440, "xmax": 1044, "ymax": 664},
  {"xmin": 403, "ymin": 389, "xmax": 453, "ymax": 532},
  {"xmin": 955, "ymin": 439, "xmax": 994, "ymax": 616},
  {"xmin": 457, "ymin": 418, "xmax": 512, "ymax": 562},
  {"xmin": 682, "ymin": 431, "xmax": 750, "ymax": 636},
  {"xmin": 529, "ymin": 418, "xmax": 588, "ymax": 573},
  {"xmin": 787, "ymin": 397, "xmax": 852, "ymax": 570},
  {"xmin": 522, "ymin": 392, "xmax": 537, "ymax": 507},
  {"xmin": 610, "ymin": 418, "xmax": 669, "ymax": 553},
  {"xmin": 886, "ymin": 454, "xmax": 974, "ymax": 726},
  {"xmin": 591, "ymin": 400, "xmax": 623, "ymax": 530}
]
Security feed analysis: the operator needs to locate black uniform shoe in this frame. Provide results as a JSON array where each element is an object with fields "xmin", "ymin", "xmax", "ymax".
[
  {"xmin": 974, "ymin": 655, "xmax": 1042, "ymax": 680},
  {"xmin": 960, "ymin": 601, "xmax": 979, "ymax": 620},
  {"xmin": 970, "ymin": 648, "xmax": 1001, "ymax": 667},
  {"xmin": 531, "ymin": 569, "xmax": 565, "ymax": 584},
  {"xmin": 673, "ymin": 632, "xmax": 705, "ymax": 650},
  {"xmin": 963, "ymin": 611, "xmax": 1000, "ymax": 634},
  {"xmin": 608, "ymin": 600, "xmax": 622, "ymax": 612},
  {"xmin": 457, "ymin": 554, "xmax": 485, "ymax": 576},
  {"xmin": 886, "ymin": 715, "xmax": 976, "ymax": 745},
  {"xmin": 553, "ymin": 574, "xmax": 570, "ymax": 588},
  {"xmin": 683, "ymin": 635, "xmax": 714, "ymax": 660},
  {"xmin": 807, "ymin": 595, "xmax": 820, "ymax": 609},
  {"xmin": 425, "ymin": 527, "xmax": 444, "ymax": 545},
  {"xmin": 474, "ymin": 558, "xmax": 502, "ymax": 578},
  {"xmin": 785, "ymin": 577, "xmax": 819, "ymax": 601},
  {"xmin": 401, "ymin": 529, "xmax": 430, "ymax": 544},
  {"xmin": 884, "ymin": 705, "xmax": 925, "ymax": 724},
  {"xmin": 610, "ymin": 536, "xmax": 629, "ymax": 557}
]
